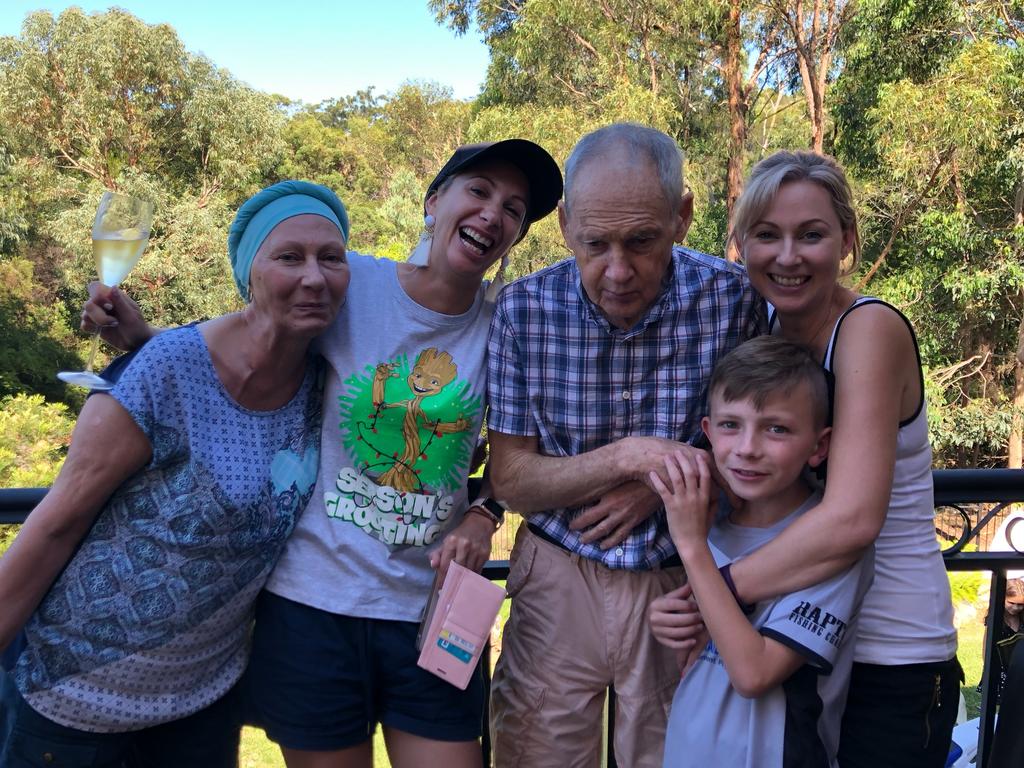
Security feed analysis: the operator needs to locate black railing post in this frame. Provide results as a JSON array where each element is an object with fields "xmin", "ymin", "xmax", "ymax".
[
  {"xmin": 977, "ymin": 570, "xmax": 1006, "ymax": 768},
  {"xmin": 481, "ymin": 641, "xmax": 493, "ymax": 767},
  {"xmin": 0, "ymin": 487, "xmax": 45, "ymax": 523},
  {"xmin": 607, "ymin": 686, "xmax": 618, "ymax": 768}
]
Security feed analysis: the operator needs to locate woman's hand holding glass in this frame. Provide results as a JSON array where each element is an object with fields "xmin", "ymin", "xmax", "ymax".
[
  {"xmin": 58, "ymin": 191, "xmax": 154, "ymax": 389},
  {"xmin": 80, "ymin": 282, "xmax": 155, "ymax": 353}
]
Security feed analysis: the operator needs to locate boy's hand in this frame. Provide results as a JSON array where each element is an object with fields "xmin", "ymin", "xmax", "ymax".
[
  {"xmin": 649, "ymin": 584, "xmax": 706, "ymax": 650},
  {"xmin": 649, "ymin": 450, "xmax": 714, "ymax": 552}
]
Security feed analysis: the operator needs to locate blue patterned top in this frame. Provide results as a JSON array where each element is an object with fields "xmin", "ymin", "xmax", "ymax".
[
  {"xmin": 13, "ymin": 324, "xmax": 323, "ymax": 732},
  {"xmin": 487, "ymin": 247, "xmax": 766, "ymax": 569}
]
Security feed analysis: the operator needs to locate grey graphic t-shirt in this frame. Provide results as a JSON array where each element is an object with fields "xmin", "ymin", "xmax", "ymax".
[
  {"xmin": 266, "ymin": 253, "xmax": 491, "ymax": 622},
  {"xmin": 13, "ymin": 325, "xmax": 322, "ymax": 732}
]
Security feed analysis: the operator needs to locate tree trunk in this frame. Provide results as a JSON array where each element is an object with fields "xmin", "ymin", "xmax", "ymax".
[
  {"xmin": 725, "ymin": 0, "xmax": 746, "ymax": 261},
  {"xmin": 1011, "ymin": 351, "xmax": 1024, "ymax": 469},
  {"xmin": 1010, "ymin": 303, "xmax": 1024, "ymax": 469},
  {"xmin": 774, "ymin": 0, "xmax": 847, "ymax": 153},
  {"xmin": 1010, "ymin": 184, "xmax": 1024, "ymax": 469}
]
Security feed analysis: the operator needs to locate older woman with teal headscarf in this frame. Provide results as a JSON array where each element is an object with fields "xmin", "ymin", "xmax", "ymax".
[{"xmin": 0, "ymin": 181, "xmax": 350, "ymax": 768}]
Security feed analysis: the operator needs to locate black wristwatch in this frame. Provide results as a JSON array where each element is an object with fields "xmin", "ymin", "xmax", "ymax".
[{"xmin": 469, "ymin": 496, "xmax": 506, "ymax": 528}]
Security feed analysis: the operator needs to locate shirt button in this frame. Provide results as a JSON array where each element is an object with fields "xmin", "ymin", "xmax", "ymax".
[
  {"xmin": 622, "ymin": 390, "xmax": 631, "ymax": 400},
  {"xmin": 615, "ymin": 547, "xmax": 625, "ymax": 556}
]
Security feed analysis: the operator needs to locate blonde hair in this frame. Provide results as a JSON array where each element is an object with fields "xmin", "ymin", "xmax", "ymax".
[{"xmin": 730, "ymin": 151, "xmax": 861, "ymax": 274}]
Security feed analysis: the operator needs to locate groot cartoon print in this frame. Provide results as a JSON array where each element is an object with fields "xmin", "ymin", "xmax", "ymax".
[
  {"xmin": 325, "ymin": 346, "xmax": 482, "ymax": 547},
  {"xmin": 372, "ymin": 348, "xmax": 471, "ymax": 492}
]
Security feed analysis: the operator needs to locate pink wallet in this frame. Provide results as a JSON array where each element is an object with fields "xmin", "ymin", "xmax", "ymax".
[{"xmin": 416, "ymin": 562, "xmax": 506, "ymax": 689}]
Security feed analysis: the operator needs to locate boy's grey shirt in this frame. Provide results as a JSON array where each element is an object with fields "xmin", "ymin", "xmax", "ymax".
[{"xmin": 663, "ymin": 493, "xmax": 874, "ymax": 768}]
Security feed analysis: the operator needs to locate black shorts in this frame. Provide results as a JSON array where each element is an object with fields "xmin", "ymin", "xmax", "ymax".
[
  {"xmin": 244, "ymin": 591, "xmax": 485, "ymax": 751},
  {"xmin": 838, "ymin": 657, "xmax": 963, "ymax": 768}
]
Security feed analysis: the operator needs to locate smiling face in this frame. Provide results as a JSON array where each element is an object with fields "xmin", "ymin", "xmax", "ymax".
[
  {"xmin": 741, "ymin": 180, "xmax": 854, "ymax": 320},
  {"xmin": 407, "ymin": 348, "xmax": 458, "ymax": 398},
  {"xmin": 560, "ymin": 152, "xmax": 692, "ymax": 330},
  {"xmin": 247, "ymin": 214, "xmax": 349, "ymax": 337},
  {"xmin": 424, "ymin": 160, "xmax": 529, "ymax": 283},
  {"xmin": 702, "ymin": 383, "xmax": 830, "ymax": 518}
]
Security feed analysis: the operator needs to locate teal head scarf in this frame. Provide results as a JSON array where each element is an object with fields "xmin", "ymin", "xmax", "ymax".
[{"xmin": 227, "ymin": 180, "xmax": 350, "ymax": 301}]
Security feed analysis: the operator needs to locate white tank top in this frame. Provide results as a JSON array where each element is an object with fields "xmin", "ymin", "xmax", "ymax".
[{"xmin": 822, "ymin": 297, "xmax": 957, "ymax": 664}]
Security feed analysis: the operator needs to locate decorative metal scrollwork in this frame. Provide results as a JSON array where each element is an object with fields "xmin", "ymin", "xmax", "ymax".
[{"xmin": 937, "ymin": 500, "xmax": 1023, "ymax": 557}]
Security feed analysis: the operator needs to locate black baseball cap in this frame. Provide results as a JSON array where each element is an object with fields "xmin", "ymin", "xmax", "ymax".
[{"xmin": 426, "ymin": 139, "xmax": 564, "ymax": 230}]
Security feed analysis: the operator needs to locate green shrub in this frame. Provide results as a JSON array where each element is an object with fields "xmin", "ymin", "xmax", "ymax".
[{"xmin": 949, "ymin": 570, "xmax": 984, "ymax": 605}]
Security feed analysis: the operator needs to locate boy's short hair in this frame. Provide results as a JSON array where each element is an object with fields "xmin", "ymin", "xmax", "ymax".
[{"xmin": 709, "ymin": 336, "xmax": 829, "ymax": 429}]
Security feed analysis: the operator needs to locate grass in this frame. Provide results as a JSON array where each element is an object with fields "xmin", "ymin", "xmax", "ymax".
[
  {"xmin": 239, "ymin": 728, "xmax": 284, "ymax": 767},
  {"xmin": 240, "ymin": 730, "xmax": 391, "ymax": 767},
  {"xmin": 958, "ymin": 615, "xmax": 986, "ymax": 717}
]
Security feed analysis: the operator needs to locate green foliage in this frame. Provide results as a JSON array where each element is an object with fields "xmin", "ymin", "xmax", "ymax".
[
  {"xmin": 0, "ymin": 393, "xmax": 74, "ymax": 554},
  {"xmin": 0, "ymin": 257, "xmax": 82, "ymax": 405},
  {"xmin": 0, "ymin": 2, "xmax": 1021, "ymax": 474},
  {"xmin": 0, "ymin": 144, "xmax": 29, "ymax": 254},
  {"xmin": 47, "ymin": 179, "xmax": 242, "ymax": 333},
  {"xmin": 0, "ymin": 8, "xmax": 282, "ymax": 196},
  {"xmin": 949, "ymin": 570, "xmax": 984, "ymax": 606},
  {"xmin": 0, "ymin": 394, "xmax": 73, "ymax": 487},
  {"xmin": 838, "ymin": 7, "xmax": 1024, "ymax": 467},
  {"xmin": 833, "ymin": 0, "xmax": 964, "ymax": 171},
  {"xmin": 868, "ymin": 42, "xmax": 1012, "ymax": 185},
  {"xmin": 875, "ymin": 207, "xmax": 1023, "ymax": 465},
  {"xmin": 686, "ymin": 199, "xmax": 729, "ymax": 259},
  {"xmin": 0, "ymin": 8, "xmax": 284, "ymax": 350}
]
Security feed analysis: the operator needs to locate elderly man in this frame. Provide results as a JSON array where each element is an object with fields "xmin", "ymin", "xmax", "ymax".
[{"xmin": 485, "ymin": 123, "xmax": 765, "ymax": 767}]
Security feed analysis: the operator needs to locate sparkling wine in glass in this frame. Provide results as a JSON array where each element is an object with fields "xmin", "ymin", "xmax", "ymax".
[{"xmin": 58, "ymin": 191, "xmax": 153, "ymax": 390}]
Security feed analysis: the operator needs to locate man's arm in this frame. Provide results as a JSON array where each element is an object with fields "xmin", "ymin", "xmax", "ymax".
[
  {"xmin": 0, "ymin": 395, "xmax": 151, "ymax": 652},
  {"xmin": 489, "ymin": 431, "xmax": 678, "ymax": 513},
  {"xmin": 489, "ymin": 431, "xmax": 702, "ymax": 539}
]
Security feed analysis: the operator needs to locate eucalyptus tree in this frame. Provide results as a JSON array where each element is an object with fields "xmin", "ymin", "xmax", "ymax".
[
  {"xmin": 837, "ymin": 8, "xmax": 1024, "ymax": 467},
  {"xmin": 0, "ymin": 8, "xmax": 285, "ymax": 334}
]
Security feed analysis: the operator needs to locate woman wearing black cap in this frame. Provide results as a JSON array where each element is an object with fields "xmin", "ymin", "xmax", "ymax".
[{"xmin": 81, "ymin": 139, "xmax": 564, "ymax": 768}]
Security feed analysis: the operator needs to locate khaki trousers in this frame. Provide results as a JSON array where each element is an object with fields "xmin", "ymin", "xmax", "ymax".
[{"xmin": 490, "ymin": 526, "xmax": 685, "ymax": 768}]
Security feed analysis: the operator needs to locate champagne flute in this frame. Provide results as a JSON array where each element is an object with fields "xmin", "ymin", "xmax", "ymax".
[{"xmin": 58, "ymin": 191, "xmax": 153, "ymax": 390}]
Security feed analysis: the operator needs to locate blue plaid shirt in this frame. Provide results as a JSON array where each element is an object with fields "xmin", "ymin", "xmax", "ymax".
[{"xmin": 487, "ymin": 246, "xmax": 766, "ymax": 570}]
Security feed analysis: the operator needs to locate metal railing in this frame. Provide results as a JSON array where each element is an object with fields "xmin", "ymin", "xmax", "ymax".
[
  {"xmin": 4, "ymin": 469, "xmax": 1024, "ymax": 767},
  {"xmin": 932, "ymin": 469, "xmax": 1024, "ymax": 768}
]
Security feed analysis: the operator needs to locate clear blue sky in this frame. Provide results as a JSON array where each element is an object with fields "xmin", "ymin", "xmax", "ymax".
[{"xmin": 0, "ymin": 1, "xmax": 491, "ymax": 103}]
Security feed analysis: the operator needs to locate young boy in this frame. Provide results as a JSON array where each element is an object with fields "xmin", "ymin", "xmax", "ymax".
[{"xmin": 649, "ymin": 336, "xmax": 872, "ymax": 768}]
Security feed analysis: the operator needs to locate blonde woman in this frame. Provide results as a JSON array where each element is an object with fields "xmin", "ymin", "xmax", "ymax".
[
  {"xmin": 653, "ymin": 151, "xmax": 959, "ymax": 767},
  {"xmin": 731, "ymin": 151, "xmax": 958, "ymax": 767}
]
